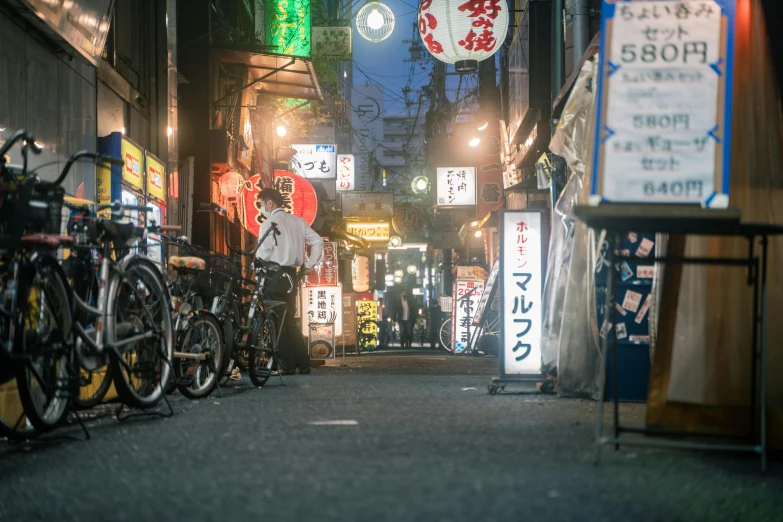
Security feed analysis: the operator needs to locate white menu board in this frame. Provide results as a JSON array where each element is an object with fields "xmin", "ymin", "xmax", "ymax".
[
  {"xmin": 336, "ymin": 154, "xmax": 355, "ymax": 190},
  {"xmin": 291, "ymin": 144, "xmax": 337, "ymax": 179},
  {"xmin": 301, "ymin": 284, "xmax": 343, "ymax": 337},
  {"xmin": 452, "ymin": 280, "xmax": 484, "ymax": 354},
  {"xmin": 592, "ymin": 0, "xmax": 736, "ymax": 207},
  {"xmin": 500, "ymin": 210, "xmax": 543, "ymax": 375},
  {"xmin": 436, "ymin": 167, "xmax": 476, "ymax": 207}
]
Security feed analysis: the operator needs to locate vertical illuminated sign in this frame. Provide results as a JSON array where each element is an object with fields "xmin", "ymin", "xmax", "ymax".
[{"xmin": 266, "ymin": 0, "xmax": 312, "ymax": 57}]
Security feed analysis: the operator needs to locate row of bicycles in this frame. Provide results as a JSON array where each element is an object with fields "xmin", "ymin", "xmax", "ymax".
[{"xmin": 0, "ymin": 130, "xmax": 288, "ymax": 441}]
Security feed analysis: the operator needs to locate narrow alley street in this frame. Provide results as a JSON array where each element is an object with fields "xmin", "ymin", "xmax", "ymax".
[{"xmin": 1, "ymin": 353, "xmax": 780, "ymax": 522}]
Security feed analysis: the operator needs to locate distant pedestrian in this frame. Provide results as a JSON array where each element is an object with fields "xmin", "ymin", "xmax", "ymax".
[{"xmin": 395, "ymin": 290, "xmax": 416, "ymax": 349}]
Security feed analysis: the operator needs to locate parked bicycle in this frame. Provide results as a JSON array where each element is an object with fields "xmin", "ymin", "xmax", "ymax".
[{"xmin": 199, "ymin": 203, "xmax": 286, "ymax": 387}]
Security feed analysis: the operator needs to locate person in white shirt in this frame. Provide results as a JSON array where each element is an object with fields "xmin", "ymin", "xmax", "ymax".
[
  {"xmin": 257, "ymin": 188, "xmax": 323, "ymax": 374},
  {"xmin": 395, "ymin": 290, "xmax": 416, "ymax": 350}
]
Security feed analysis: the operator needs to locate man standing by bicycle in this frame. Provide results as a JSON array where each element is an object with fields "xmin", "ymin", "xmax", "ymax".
[{"xmin": 257, "ymin": 188, "xmax": 323, "ymax": 375}]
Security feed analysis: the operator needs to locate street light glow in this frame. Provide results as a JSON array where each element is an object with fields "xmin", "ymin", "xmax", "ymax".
[
  {"xmin": 276, "ymin": 125, "xmax": 287, "ymax": 137},
  {"xmin": 468, "ymin": 137, "xmax": 480, "ymax": 147},
  {"xmin": 406, "ymin": 264, "xmax": 417, "ymax": 274},
  {"xmin": 367, "ymin": 8, "xmax": 384, "ymax": 29},
  {"xmin": 477, "ymin": 121, "xmax": 489, "ymax": 131},
  {"xmin": 474, "ymin": 230, "xmax": 483, "ymax": 238}
]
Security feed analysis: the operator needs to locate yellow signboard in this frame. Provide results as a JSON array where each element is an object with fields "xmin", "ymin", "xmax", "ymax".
[
  {"xmin": 121, "ymin": 137, "xmax": 144, "ymax": 190},
  {"xmin": 146, "ymin": 152, "xmax": 166, "ymax": 202},
  {"xmin": 346, "ymin": 222, "xmax": 390, "ymax": 242},
  {"xmin": 357, "ymin": 300, "xmax": 378, "ymax": 348},
  {"xmin": 97, "ymin": 165, "xmax": 112, "ymax": 218}
]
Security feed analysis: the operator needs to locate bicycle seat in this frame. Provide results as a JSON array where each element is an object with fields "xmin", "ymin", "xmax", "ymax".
[
  {"xmin": 168, "ymin": 256, "xmax": 206, "ymax": 271},
  {"xmin": 90, "ymin": 218, "xmax": 145, "ymax": 242}
]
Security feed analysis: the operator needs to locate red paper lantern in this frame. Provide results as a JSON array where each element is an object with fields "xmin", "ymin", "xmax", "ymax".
[
  {"xmin": 219, "ymin": 171, "xmax": 243, "ymax": 199},
  {"xmin": 418, "ymin": 0, "xmax": 509, "ymax": 73},
  {"xmin": 241, "ymin": 170, "xmax": 318, "ymax": 237}
]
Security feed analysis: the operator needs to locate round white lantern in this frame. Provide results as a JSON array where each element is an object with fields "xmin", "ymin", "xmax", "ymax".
[
  {"xmin": 356, "ymin": 2, "xmax": 395, "ymax": 42},
  {"xmin": 418, "ymin": 0, "xmax": 508, "ymax": 73}
]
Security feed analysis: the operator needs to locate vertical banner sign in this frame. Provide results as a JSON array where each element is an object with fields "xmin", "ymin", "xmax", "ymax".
[
  {"xmin": 145, "ymin": 152, "xmax": 166, "ymax": 203},
  {"xmin": 436, "ymin": 167, "xmax": 476, "ymax": 206},
  {"xmin": 121, "ymin": 137, "xmax": 144, "ymax": 191},
  {"xmin": 291, "ymin": 144, "xmax": 337, "ymax": 179},
  {"xmin": 265, "ymin": 0, "xmax": 311, "ymax": 57},
  {"xmin": 592, "ymin": 0, "xmax": 736, "ymax": 207},
  {"xmin": 336, "ymin": 154, "xmax": 355, "ymax": 190},
  {"xmin": 302, "ymin": 285, "xmax": 343, "ymax": 359},
  {"xmin": 500, "ymin": 210, "xmax": 543, "ymax": 375},
  {"xmin": 342, "ymin": 293, "xmax": 357, "ymax": 347},
  {"xmin": 356, "ymin": 300, "xmax": 378, "ymax": 348},
  {"xmin": 451, "ymin": 280, "xmax": 485, "ymax": 353},
  {"xmin": 305, "ymin": 240, "xmax": 339, "ymax": 287}
]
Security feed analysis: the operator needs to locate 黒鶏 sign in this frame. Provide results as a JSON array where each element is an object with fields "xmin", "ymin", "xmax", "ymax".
[
  {"xmin": 500, "ymin": 210, "xmax": 544, "ymax": 375},
  {"xmin": 291, "ymin": 144, "xmax": 337, "ymax": 179},
  {"xmin": 437, "ymin": 167, "xmax": 476, "ymax": 207},
  {"xmin": 592, "ymin": 0, "xmax": 737, "ymax": 207}
]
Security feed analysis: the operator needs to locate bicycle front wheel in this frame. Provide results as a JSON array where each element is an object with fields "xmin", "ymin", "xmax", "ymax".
[
  {"xmin": 439, "ymin": 318, "xmax": 453, "ymax": 353},
  {"xmin": 15, "ymin": 255, "xmax": 75, "ymax": 433},
  {"xmin": 174, "ymin": 313, "xmax": 225, "ymax": 399},
  {"xmin": 248, "ymin": 315, "xmax": 276, "ymax": 387},
  {"xmin": 108, "ymin": 258, "xmax": 173, "ymax": 409}
]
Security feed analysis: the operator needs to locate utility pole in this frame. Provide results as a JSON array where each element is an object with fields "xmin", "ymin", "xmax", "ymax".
[{"xmin": 552, "ymin": 0, "xmax": 565, "ymax": 104}]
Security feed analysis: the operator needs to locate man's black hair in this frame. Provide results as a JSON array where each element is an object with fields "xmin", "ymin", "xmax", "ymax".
[{"xmin": 259, "ymin": 188, "xmax": 284, "ymax": 207}]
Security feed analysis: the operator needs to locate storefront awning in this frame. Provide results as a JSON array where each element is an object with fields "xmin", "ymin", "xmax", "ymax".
[{"xmin": 214, "ymin": 47, "xmax": 323, "ymax": 102}]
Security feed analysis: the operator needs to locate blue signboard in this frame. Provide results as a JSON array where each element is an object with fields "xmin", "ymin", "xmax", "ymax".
[{"xmin": 591, "ymin": 0, "xmax": 737, "ymax": 208}]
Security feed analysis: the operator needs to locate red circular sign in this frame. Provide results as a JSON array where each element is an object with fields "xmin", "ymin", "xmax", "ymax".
[{"xmin": 242, "ymin": 171, "xmax": 318, "ymax": 236}]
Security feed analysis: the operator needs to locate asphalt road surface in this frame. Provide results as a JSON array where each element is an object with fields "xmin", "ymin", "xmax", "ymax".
[{"xmin": 1, "ymin": 351, "xmax": 781, "ymax": 522}]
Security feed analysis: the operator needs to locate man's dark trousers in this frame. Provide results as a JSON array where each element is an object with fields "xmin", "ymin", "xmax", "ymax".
[
  {"xmin": 270, "ymin": 266, "xmax": 309, "ymax": 371},
  {"xmin": 399, "ymin": 318, "xmax": 414, "ymax": 349}
]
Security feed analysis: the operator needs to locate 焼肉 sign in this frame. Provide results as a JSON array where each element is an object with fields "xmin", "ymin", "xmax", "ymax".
[
  {"xmin": 436, "ymin": 167, "xmax": 476, "ymax": 207},
  {"xmin": 500, "ymin": 210, "xmax": 543, "ymax": 375},
  {"xmin": 591, "ymin": 0, "xmax": 737, "ymax": 207}
]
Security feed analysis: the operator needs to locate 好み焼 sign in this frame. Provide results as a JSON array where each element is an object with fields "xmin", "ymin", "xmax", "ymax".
[{"xmin": 592, "ymin": 0, "xmax": 737, "ymax": 207}]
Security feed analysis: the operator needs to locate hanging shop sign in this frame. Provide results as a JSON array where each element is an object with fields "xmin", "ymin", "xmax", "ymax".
[
  {"xmin": 265, "ymin": 0, "xmax": 311, "ymax": 57},
  {"xmin": 346, "ymin": 222, "xmax": 391, "ymax": 242},
  {"xmin": 301, "ymin": 284, "xmax": 343, "ymax": 359},
  {"xmin": 436, "ymin": 167, "xmax": 476, "ymax": 207},
  {"xmin": 356, "ymin": 299, "xmax": 378, "ymax": 348},
  {"xmin": 417, "ymin": 0, "xmax": 509, "ymax": 73},
  {"xmin": 336, "ymin": 154, "xmax": 355, "ymax": 190},
  {"xmin": 291, "ymin": 144, "xmax": 337, "ymax": 179},
  {"xmin": 451, "ymin": 280, "xmax": 485, "ymax": 353},
  {"xmin": 241, "ymin": 171, "xmax": 318, "ymax": 236},
  {"xmin": 340, "ymin": 192, "xmax": 394, "ymax": 218},
  {"xmin": 312, "ymin": 26, "xmax": 352, "ymax": 58},
  {"xmin": 145, "ymin": 152, "xmax": 166, "ymax": 203},
  {"xmin": 305, "ymin": 240, "xmax": 339, "ymax": 287},
  {"xmin": 473, "ymin": 259, "xmax": 500, "ymax": 326},
  {"xmin": 592, "ymin": 0, "xmax": 737, "ymax": 207},
  {"xmin": 121, "ymin": 137, "xmax": 144, "ymax": 191},
  {"xmin": 391, "ymin": 203, "xmax": 426, "ymax": 237},
  {"xmin": 499, "ymin": 210, "xmax": 544, "ymax": 375},
  {"xmin": 352, "ymin": 255, "xmax": 370, "ymax": 292}
]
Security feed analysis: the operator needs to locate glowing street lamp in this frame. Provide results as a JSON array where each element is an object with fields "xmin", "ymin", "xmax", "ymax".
[
  {"xmin": 394, "ymin": 269, "xmax": 404, "ymax": 278},
  {"xmin": 406, "ymin": 264, "xmax": 417, "ymax": 275},
  {"xmin": 411, "ymin": 175, "xmax": 429, "ymax": 195},
  {"xmin": 276, "ymin": 125, "xmax": 287, "ymax": 137},
  {"xmin": 356, "ymin": 2, "xmax": 395, "ymax": 42}
]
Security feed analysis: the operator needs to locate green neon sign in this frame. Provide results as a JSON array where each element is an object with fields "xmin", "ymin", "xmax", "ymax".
[{"xmin": 266, "ymin": 0, "xmax": 311, "ymax": 57}]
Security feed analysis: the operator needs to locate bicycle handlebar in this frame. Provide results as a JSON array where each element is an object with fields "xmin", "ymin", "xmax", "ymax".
[
  {"xmin": 0, "ymin": 130, "xmax": 41, "ymax": 158},
  {"xmin": 40, "ymin": 151, "xmax": 122, "ymax": 189}
]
